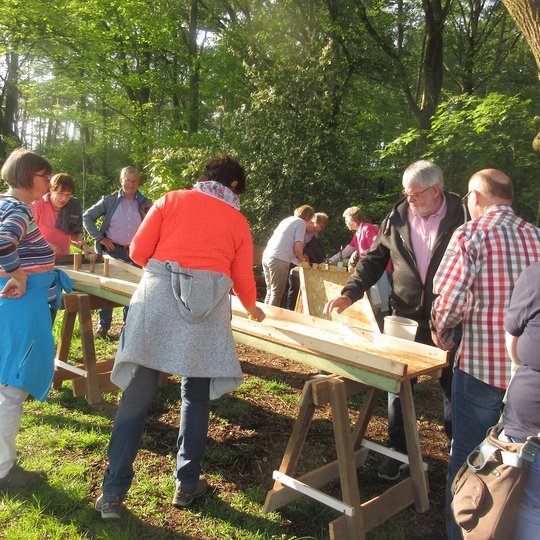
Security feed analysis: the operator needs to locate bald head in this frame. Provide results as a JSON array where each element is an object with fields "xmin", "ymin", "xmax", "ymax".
[
  {"xmin": 467, "ymin": 169, "xmax": 513, "ymax": 218},
  {"xmin": 470, "ymin": 169, "xmax": 513, "ymax": 202}
]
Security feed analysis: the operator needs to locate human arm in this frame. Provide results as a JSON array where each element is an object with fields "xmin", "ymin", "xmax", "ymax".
[
  {"xmin": 70, "ymin": 236, "xmax": 95, "ymax": 255},
  {"xmin": 340, "ymin": 226, "xmax": 391, "ymax": 303},
  {"xmin": 504, "ymin": 263, "xmax": 538, "ymax": 367},
  {"xmin": 129, "ymin": 198, "xmax": 164, "ymax": 267},
  {"xmin": 505, "ymin": 332, "xmax": 520, "ymax": 366},
  {"xmin": 0, "ymin": 204, "xmax": 30, "ymax": 297},
  {"xmin": 347, "ymin": 251, "xmax": 359, "ymax": 271},
  {"xmin": 328, "ymin": 242, "xmax": 355, "ymax": 263},
  {"xmin": 431, "ymin": 228, "xmax": 473, "ymax": 349},
  {"xmin": 48, "ymin": 241, "xmax": 63, "ymax": 259},
  {"xmin": 82, "ymin": 197, "xmax": 107, "ymax": 242},
  {"xmin": 246, "ymin": 304, "xmax": 266, "ymax": 322},
  {"xmin": 294, "ymin": 240, "xmax": 305, "ymax": 263},
  {"xmin": 0, "ymin": 266, "xmax": 27, "ymax": 298},
  {"xmin": 99, "ymin": 238, "xmax": 116, "ymax": 252}
]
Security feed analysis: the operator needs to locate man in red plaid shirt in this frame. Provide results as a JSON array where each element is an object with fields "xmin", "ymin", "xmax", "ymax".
[{"xmin": 431, "ymin": 169, "xmax": 540, "ymax": 540}]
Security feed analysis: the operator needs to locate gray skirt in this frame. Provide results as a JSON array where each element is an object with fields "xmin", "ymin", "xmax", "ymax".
[{"xmin": 111, "ymin": 258, "xmax": 242, "ymax": 399}]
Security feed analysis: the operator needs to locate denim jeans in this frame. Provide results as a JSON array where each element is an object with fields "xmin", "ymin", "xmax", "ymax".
[
  {"xmin": 98, "ymin": 244, "xmax": 132, "ymax": 330},
  {"xmin": 176, "ymin": 376, "xmax": 211, "ymax": 487},
  {"xmin": 513, "ymin": 450, "xmax": 540, "ymax": 539},
  {"xmin": 102, "ymin": 366, "xmax": 211, "ymax": 497},
  {"xmin": 446, "ymin": 369, "xmax": 505, "ymax": 540}
]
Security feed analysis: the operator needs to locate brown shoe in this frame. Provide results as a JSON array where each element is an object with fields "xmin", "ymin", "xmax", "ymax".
[
  {"xmin": 0, "ymin": 464, "xmax": 46, "ymax": 493},
  {"xmin": 171, "ymin": 476, "xmax": 208, "ymax": 508}
]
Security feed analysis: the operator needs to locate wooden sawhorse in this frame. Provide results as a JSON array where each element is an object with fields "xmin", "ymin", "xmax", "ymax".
[
  {"xmin": 263, "ymin": 375, "xmax": 429, "ymax": 540},
  {"xmin": 53, "ymin": 292, "xmax": 122, "ymax": 404}
]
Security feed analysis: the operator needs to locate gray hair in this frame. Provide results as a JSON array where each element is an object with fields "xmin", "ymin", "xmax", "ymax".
[
  {"xmin": 120, "ymin": 166, "xmax": 139, "ymax": 180},
  {"xmin": 402, "ymin": 160, "xmax": 444, "ymax": 190}
]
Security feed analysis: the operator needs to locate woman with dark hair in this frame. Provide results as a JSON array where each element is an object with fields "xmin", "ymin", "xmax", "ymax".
[
  {"xmin": 95, "ymin": 155, "xmax": 265, "ymax": 519},
  {"xmin": 32, "ymin": 173, "xmax": 94, "ymax": 257},
  {"xmin": 0, "ymin": 148, "xmax": 71, "ymax": 493}
]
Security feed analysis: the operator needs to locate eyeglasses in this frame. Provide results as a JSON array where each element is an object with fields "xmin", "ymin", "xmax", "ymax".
[
  {"xmin": 402, "ymin": 185, "xmax": 434, "ymax": 200},
  {"xmin": 34, "ymin": 173, "xmax": 51, "ymax": 181},
  {"xmin": 462, "ymin": 190, "xmax": 474, "ymax": 203},
  {"xmin": 52, "ymin": 191, "xmax": 73, "ymax": 200}
]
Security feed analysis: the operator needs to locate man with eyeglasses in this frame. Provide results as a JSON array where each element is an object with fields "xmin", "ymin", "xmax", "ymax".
[
  {"xmin": 83, "ymin": 167, "xmax": 152, "ymax": 340},
  {"xmin": 430, "ymin": 169, "xmax": 540, "ymax": 540},
  {"xmin": 324, "ymin": 160, "xmax": 467, "ymax": 481}
]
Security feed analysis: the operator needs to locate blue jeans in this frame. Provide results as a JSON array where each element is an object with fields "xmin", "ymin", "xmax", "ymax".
[
  {"xmin": 446, "ymin": 369, "xmax": 505, "ymax": 540},
  {"xmin": 102, "ymin": 366, "xmax": 211, "ymax": 497},
  {"xmin": 513, "ymin": 449, "xmax": 540, "ymax": 539},
  {"xmin": 98, "ymin": 244, "xmax": 132, "ymax": 330}
]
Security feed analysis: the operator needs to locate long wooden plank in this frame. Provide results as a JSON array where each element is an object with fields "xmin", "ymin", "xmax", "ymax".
[
  {"xmin": 231, "ymin": 298, "xmax": 447, "ymax": 379},
  {"xmin": 233, "ymin": 331, "xmax": 402, "ymax": 392},
  {"xmin": 233, "ymin": 299, "xmax": 446, "ymax": 367},
  {"xmin": 233, "ymin": 315, "xmax": 405, "ymax": 378},
  {"xmin": 63, "ymin": 265, "xmax": 447, "ymax": 383},
  {"xmin": 62, "ymin": 268, "xmax": 138, "ymax": 300}
]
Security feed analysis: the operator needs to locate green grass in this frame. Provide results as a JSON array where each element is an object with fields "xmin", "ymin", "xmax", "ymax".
[
  {"xmin": 0, "ymin": 313, "xmax": 322, "ymax": 539},
  {"xmin": 0, "ymin": 311, "xmax": 437, "ymax": 539}
]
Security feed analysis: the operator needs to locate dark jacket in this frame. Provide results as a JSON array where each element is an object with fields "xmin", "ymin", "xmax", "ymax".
[
  {"xmin": 83, "ymin": 189, "xmax": 152, "ymax": 253},
  {"xmin": 341, "ymin": 192, "xmax": 467, "ymax": 330},
  {"xmin": 56, "ymin": 196, "xmax": 83, "ymax": 235}
]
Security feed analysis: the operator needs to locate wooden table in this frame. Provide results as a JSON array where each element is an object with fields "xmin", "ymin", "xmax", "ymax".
[
  {"xmin": 230, "ymin": 300, "xmax": 447, "ymax": 539},
  {"xmin": 59, "ymin": 257, "xmax": 448, "ymax": 538}
]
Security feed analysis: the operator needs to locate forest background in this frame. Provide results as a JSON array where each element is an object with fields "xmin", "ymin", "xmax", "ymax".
[{"xmin": 1, "ymin": 0, "xmax": 540, "ymax": 249}]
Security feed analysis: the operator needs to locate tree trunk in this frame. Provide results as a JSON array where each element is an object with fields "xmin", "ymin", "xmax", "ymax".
[
  {"xmin": 502, "ymin": 0, "xmax": 540, "ymax": 150},
  {"xmin": 187, "ymin": 0, "xmax": 200, "ymax": 135},
  {"xmin": 0, "ymin": 52, "xmax": 21, "ymax": 158}
]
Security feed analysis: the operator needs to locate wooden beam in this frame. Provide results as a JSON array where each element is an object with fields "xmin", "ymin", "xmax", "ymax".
[{"xmin": 233, "ymin": 331, "xmax": 401, "ymax": 393}]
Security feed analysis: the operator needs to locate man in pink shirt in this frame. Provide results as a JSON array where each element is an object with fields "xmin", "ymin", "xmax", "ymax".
[
  {"xmin": 83, "ymin": 167, "xmax": 152, "ymax": 339},
  {"xmin": 325, "ymin": 160, "xmax": 467, "ymax": 481}
]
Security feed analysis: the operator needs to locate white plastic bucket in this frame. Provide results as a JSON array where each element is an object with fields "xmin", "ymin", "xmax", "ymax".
[{"xmin": 383, "ymin": 315, "xmax": 418, "ymax": 341}]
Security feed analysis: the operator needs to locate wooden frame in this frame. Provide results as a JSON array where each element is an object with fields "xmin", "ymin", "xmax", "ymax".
[
  {"xmin": 53, "ymin": 292, "xmax": 121, "ymax": 403},
  {"xmin": 263, "ymin": 374, "xmax": 431, "ymax": 540},
  {"xmin": 296, "ymin": 264, "xmax": 380, "ymax": 332}
]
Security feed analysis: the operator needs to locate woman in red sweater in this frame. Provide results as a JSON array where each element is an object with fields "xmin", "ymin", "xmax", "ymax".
[{"xmin": 95, "ymin": 156, "xmax": 265, "ymax": 519}]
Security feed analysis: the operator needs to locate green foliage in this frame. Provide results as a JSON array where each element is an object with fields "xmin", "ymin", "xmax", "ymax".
[
  {"xmin": 2, "ymin": 0, "xmax": 540, "ymax": 232},
  {"xmin": 381, "ymin": 92, "xmax": 540, "ymax": 221}
]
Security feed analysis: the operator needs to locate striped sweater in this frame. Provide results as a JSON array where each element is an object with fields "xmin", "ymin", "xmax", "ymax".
[{"xmin": 0, "ymin": 195, "xmax": 55, "ymax": 275}]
